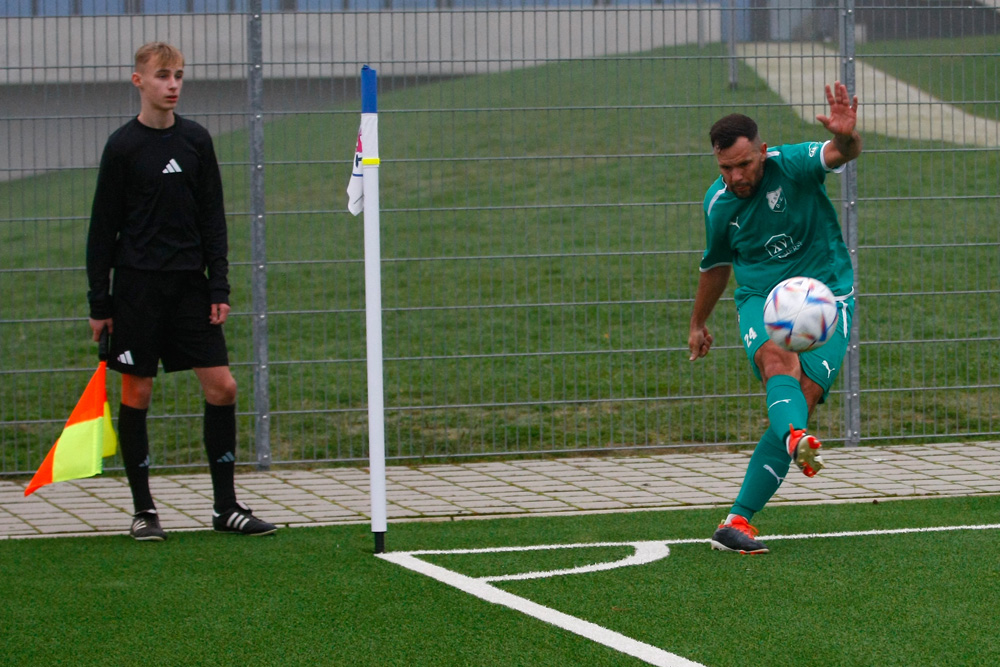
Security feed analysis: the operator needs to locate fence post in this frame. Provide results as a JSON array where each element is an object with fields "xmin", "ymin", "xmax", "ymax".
[
  {"xmin": 726, "ymin": 0, "xmax": 739, "ymax": 89},
  {"xmin": 839, "ymin": 0, "xmax": 861, "ymax": 447},
  {"xmin": 248, "ymin": 2, "xmax": 271, "ymax": 469}
]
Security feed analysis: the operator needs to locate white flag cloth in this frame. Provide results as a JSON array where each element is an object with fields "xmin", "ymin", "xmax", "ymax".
[{"xmin": 347, "ymin": 127, "xmax": 364, "ymax": 216}]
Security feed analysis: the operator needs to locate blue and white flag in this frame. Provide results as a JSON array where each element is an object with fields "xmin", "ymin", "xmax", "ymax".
[{"xmin": 347, "ymin": 128, "xmax": 364, "ymax": 216}]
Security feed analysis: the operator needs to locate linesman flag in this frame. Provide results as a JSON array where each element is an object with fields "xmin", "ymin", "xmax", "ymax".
[{"xmin": 24, "ymin": 333, "xmax": 118, "ymax": 496}]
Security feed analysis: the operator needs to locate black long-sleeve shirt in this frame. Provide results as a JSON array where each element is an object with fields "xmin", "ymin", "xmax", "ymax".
[{"xmin": 86, "ymin": 115, "xmax": 229, "ymax": 319}]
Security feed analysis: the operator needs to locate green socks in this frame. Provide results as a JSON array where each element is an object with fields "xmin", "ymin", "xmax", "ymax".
[
  {"xmin": 765, "ymin": 374, "xmax": 809, "ymax": 446},
  {"xmin": 729, "ymin": 375, "xmax": 810, "ymax": 520},
  {"xmin": 731, "ymin": 429, "xmax": 792, "ymax": 520}
]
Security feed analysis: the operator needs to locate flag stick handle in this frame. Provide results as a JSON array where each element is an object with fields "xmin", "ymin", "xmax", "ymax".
[{"xmin": 98, "ymin": 328, "xmax": 109, "ymax": 362}]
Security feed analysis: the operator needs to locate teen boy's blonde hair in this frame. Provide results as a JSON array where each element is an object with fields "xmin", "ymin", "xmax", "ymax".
[{"xmin": 134, "ymin": 42, "xmax": 184, "ymax": 71}]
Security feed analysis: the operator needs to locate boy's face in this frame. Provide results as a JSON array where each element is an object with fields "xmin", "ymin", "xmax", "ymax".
[{"xmin": 132, "ymin": 58, "xmax": 184, "ymax": 113}]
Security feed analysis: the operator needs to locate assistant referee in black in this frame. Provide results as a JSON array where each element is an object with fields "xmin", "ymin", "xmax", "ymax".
[{"xmin": 87, "ymin": 42, "xmax": 276, "ymax": 541}]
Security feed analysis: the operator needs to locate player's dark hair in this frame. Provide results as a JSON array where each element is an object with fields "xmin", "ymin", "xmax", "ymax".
[{"xmin": 709, "ymin": 114, "xmax": 759, "ymax": 151}]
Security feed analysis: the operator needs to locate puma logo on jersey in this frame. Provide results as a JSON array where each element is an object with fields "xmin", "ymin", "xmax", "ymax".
[
  {"xmin": 822, "ymin": 360, "xmax": 836, "ymax": 378},
  {"xmin": 162, "ymin": 159, "xmax": 183, "ymax": 174},
  {"xmin": 729, "ymin": 216, "xmax": 741, "ymax": 229}
]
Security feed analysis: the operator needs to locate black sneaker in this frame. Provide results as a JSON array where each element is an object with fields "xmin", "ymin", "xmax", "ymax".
[
  {"xmin": 710, "ymin": 516, "xmax": 769, "ymax": 554},
  {"xmin": 212, "ymin": 501, "xmax": 277, "ymax": 536},
  {"xmin": 130, "ymin": 510, "xmax": 167, "ymax": 542}
]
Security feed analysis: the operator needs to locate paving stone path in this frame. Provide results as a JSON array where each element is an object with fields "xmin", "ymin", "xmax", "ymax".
[{"xmin": 2, "ymin": 442, "xmax": 998, "ymax": 539}]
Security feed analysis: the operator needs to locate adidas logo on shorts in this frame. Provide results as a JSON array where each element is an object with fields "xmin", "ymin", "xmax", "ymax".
[{"xmin": 117, "ymin": 350, "xmax": 135, "ymax": 365}]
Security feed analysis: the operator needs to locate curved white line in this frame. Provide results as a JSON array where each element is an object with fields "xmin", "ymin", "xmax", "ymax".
[
  {"xmin": 482, "ymin": 541, "xmax": 671, "ymax": 582},
  {"xmin": 378, "ymin": 525, "xmax": 1000, "ymax": 667},
  {"xmin": 378, "ymin": 549, "xmax": 703, "ymax": 667}
]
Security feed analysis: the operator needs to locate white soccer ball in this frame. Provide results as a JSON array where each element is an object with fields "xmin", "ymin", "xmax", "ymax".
[{"xmin": 763, "ymin": 277, "xmax": 839, "ymax": 352}]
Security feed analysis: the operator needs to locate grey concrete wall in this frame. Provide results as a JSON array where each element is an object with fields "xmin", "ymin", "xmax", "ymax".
[
  {"xmin": 1, "ymin": 9, "xmax": 720, "ymax": 180},
  {"xmin": 1, "ymin": 9, "xmax": 721, "ymax": 83}
]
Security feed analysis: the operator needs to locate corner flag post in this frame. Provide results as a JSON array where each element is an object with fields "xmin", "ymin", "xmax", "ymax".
[{"xmin": 359, "ymin": 66, "xmax": 387, "ymax": 554}]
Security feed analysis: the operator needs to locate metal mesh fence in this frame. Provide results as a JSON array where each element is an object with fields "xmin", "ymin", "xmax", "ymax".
[{"xmin": 1, "ymin": 1, "xmax": 998, "ymax": 475}]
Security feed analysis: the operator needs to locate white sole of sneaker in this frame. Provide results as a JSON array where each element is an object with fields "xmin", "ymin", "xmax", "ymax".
[
  {"xmin": 710, "ymin": 539, "xmax": 768, "ymax": 555},
  {"xmin": 213, "ymin": 528, "xmax": 277, "ymax": 536}
]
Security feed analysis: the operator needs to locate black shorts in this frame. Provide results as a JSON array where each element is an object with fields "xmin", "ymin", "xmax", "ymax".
[{"xmin": 108, "ymin": 268, "xmax": 230, "ymax": 377}]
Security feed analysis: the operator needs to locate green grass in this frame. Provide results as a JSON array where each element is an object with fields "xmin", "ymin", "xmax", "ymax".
[
  {"xmin": 0, "ymin": 495, "xmax": 998, "ymax": 666},
  {"xmin": 1, "ymin": 40, "xmax": 998, "ymax": 473},
  {"xmin": 857, "ymin": 36, "xmax": 1000, "ymax": 117}
]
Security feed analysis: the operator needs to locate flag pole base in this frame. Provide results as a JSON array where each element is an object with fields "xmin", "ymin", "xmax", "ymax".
[{"xmin": 374, "ymin": 531, "xmax": 386, "ymax": 554}]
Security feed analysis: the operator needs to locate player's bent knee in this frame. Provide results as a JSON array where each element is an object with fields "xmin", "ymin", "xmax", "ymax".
[
  {"xmin": 197, "ymin": 368, "xmax": 237, "ymax": 405},
  {"xmin": 210, "ymin": 378, "xmax": 237, "ymax": 405},
  {"xmin": 121, "ymin": 374, "xmax": 154, "ymax": 409},
  {"xmin": 755, "ymin": 342, "xmax": 801, "ymax": 383}
]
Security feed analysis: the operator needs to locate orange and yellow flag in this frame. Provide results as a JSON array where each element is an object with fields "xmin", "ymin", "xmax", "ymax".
[{"xmin": 24, "ymin": 361, "xmax": 118, "ymax": 497}]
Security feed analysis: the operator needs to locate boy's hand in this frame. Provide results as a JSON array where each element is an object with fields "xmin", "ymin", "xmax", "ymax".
[
  {"xmin": 89, "ymin": 317, "xmax": 113, "ymax": 341},
  {"xmin": 209, "ymin": 303, "xmax": 230, "ymax": 325}
]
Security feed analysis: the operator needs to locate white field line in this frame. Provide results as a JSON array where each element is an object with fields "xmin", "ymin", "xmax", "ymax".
[
  {"xmin": 378, "ymin": 543, "xmax": 704, "ymax": 667},
  {"xmin": 378, "ymin": 523, "xmax": 1000, "ymax": 667},
  {"xmin": 737, "ymin": 42, "xmax": 1000, "ymax": 148}
]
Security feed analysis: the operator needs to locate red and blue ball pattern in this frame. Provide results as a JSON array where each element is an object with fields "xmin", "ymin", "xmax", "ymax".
[{"xmin": 763, "ymin": 277, "xmax": 839, "ymax": 352}]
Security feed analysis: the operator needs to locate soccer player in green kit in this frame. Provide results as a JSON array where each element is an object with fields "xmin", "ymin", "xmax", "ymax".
[{"xmin": 688, "ymin": 82, "xmax": 862, "ymax": 554}]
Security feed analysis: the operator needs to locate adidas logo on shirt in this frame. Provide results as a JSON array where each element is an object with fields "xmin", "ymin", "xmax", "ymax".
[
  {"xmin": 162, "ymin": 158, "xmax": 183, "ymax": 174},
  {"xmin": 117, "ymin": 350, "xmax": 135, "ymax": 365}
]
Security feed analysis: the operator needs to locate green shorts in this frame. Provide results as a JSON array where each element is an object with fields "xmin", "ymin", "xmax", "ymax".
[{"xmin": 737, "ymin": 293, "xmax": 854, "ymax": 402}]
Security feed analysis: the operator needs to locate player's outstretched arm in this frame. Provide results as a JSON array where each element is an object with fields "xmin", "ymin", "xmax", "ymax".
[{"xmin": 817, "ymin": 81, "xmax": 862, "ymax": 169}]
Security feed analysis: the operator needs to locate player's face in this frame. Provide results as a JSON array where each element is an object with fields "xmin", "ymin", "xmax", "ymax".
[
  {"xmin": 715, "ymin": 137, "xmax": 767, "ymax": 199},
  {"xmin": 132, "ymin": 58, "xmax": 184, "ymax": 113}
]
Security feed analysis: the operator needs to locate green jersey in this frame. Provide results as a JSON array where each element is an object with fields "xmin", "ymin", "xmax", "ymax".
[{"xmin": 699, "ymin": 141, "xmax": 854, "ymax": 308}]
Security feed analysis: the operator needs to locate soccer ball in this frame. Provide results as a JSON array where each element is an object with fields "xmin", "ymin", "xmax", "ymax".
[{"xmin": 763, "ymin": 277, "xmax": 839, "ymax": 352}]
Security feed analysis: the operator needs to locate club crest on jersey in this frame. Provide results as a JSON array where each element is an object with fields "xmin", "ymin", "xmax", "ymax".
[
  {"xmin": 764, "ymin": 234, "xmax": 801, "ymax": 258},
  {"xmin": 766, "ymin": 186, "xmax": 786, "ymax": 212}
]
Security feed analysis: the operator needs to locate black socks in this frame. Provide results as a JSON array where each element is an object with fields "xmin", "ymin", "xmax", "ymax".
[
  {"xmin": 204, "ymin": 402, "xmax": 238, "ymax": 513},
  {"xmin": 119, "ymin": 402, "xmax": 239, "ymax": 515},
  {"xmin": 118, "ymin": 403, "xmax": 154, "ymax": 514}
]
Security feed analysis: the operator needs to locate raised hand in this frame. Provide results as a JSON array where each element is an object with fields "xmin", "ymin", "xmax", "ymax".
[{"xmin": 815, "ymin": 81, "xmax": 858, "ymax": 138}]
